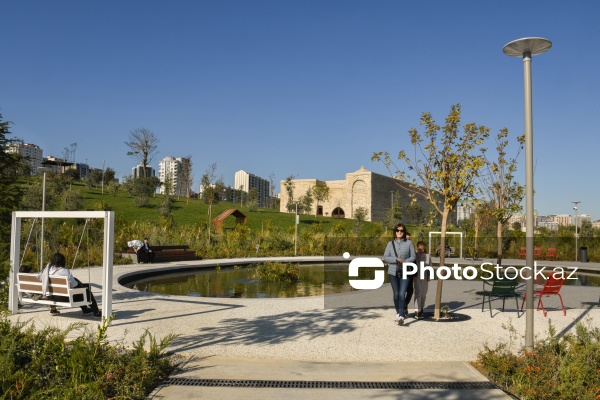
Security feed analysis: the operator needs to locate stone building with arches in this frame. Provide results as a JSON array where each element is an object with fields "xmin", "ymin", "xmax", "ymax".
[{"xmin": 279, "ymin": 166, "xmax": 428, "ymax": 223}]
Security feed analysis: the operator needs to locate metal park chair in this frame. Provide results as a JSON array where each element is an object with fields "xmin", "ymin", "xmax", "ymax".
[
  {"xmin": 520, "ymin": 275, "xmax": 566, "ymax": 317},
  {"xmin": 482, "ymin": 276, "xmax": 520, "ymax": 318}
]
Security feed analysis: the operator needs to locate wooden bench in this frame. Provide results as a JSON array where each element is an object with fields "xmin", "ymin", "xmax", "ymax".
[
  {"xmin": 117, "ymin": 245, "xmax": 197, "ymax": 263},
  {"xmin": 17, "ymin": 273, "xmax": 91, "ymax": 308}
]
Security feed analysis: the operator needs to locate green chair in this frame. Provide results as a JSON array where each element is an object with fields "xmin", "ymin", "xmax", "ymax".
[{"xmin": 482, "ymin": 277, "xmax": 520, "ymax": 317}]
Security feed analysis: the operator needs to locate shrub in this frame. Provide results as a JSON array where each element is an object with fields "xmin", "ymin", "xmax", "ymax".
[
  {"xmin": 477, "ymin": 320, "xmax": 600, "ymax": 399},
  {"xmin": 252, "ymin": 262, "xmax": 300, "ymax": 283},
  {"xmin": 0, "ymin": 314, "xmax": 177, "ymax": 399}
]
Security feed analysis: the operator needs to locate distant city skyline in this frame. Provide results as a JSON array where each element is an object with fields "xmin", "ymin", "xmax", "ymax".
[{"xmin": 2, "ymin": 1, "xmax": 599, "ymax": 218}]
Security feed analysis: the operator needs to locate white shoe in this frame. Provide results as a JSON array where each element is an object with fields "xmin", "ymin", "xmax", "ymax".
[
  {"xmin": 397, "ymin": 316, "xmax": 405, "ymax": 326},
  {"xmin": 394, "ymin": 313, "xmax": 401, "ymax": 322}
]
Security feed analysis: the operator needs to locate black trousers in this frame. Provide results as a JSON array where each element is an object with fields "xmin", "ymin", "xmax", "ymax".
[{"xmin": 53, "ymin": 278, "xmax": 99, "ymax": 313}]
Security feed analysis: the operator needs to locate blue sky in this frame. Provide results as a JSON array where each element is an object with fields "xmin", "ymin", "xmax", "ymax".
[{"xmin": 1, "ymin": 1, "xmax": 598, "ymax": 220}]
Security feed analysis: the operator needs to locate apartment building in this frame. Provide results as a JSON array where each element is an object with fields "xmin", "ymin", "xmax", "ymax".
[
  {"xmin": 159, "ymin": 156, "xmax": 187, "ymax": 196},
  {"xmin": 132, "ymin": 163, "xmax": 156, "ymax": 179},
  {"xmin": 234, "ymin": 170, "xmax": 271, "ymax": 207},
  {"xmin": 7, "ymin": 142, "xmax": 43, "ymax": 174}
]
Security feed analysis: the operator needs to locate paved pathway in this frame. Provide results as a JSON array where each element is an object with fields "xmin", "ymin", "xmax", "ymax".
[{"xmin": 9, "ymin": 256, "xmax": 599, "ymax": 399}]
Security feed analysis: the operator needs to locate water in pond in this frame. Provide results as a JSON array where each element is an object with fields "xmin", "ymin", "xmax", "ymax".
[{"xmin": 127, "ymin": 263, "xmax": 600, "ymax": 298}]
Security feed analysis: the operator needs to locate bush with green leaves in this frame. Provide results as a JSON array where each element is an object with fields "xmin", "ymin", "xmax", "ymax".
[
  {"xmin": 0, "ymin": 314, "xmax": 177, "ymax": 399},
  {"xmin": 477, "ymin": 320, "xmax": 600, "ymax": 399},
  {"xmin": 252, "ymin": 262, "xmax": 300, "ymax": 283}
]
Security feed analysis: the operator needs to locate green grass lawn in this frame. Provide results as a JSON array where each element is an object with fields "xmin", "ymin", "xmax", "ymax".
[{"xmin": 78, "ymin": 182, "xmax": 370, "ymax": 233}]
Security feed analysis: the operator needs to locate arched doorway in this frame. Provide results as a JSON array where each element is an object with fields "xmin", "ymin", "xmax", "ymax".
[{"xmin": 332, "ymin": 207, "xmax": 345, "ymax": 218}]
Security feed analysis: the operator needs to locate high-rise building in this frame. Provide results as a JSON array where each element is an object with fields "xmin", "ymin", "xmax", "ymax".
[
  {"xmin": 159, "ymin": 156, "xmax": 186, "ymax": 196},
  {"xmin": 7, "ymin": 142, "xmax": 43, "ymax": 174},
  {"xmin": 132, "ymin": 163, "xmax": 156, "ymax": 179},
  {"xmin": 456, "ymin": 205, "xmax": 472, "ymax": 222},
  {"xmin": 579, "ymin": 214, "xmax": 592, "ymax": 224},
  {"xmin": 551, "ymin": 214, "xmax": 572, "ymax": 226},
  {"xmin": 234, "ymin": 170, "xmax": 271, "ymax": 207}
]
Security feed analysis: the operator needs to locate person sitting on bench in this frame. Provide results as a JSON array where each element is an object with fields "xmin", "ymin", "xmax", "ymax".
[
  {"xmin": 139, "ymin": 238, "xmax": 155, "ymax": 263},
  {"xmin": 38, "ymin": 252, "xmax": 101, "ymax": 318}
]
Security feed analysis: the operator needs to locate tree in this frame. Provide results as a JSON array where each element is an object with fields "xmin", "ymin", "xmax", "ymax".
[
  {"xmin": 61, "ymin": 190, "xmax": 83, "ymax": 211},
  {"xmin": 162, "ymin": 171, "xmax": 174, "ymax": 196},
  {"xmin": 406, "ymin": 200, "xmax": 423, "ymax": 225},
  {"xmin": 381, "ymin": 191, "xmax": 403, "ymax": 229},
  {"xmin": 312, "ymin": 183, "xmax": 330, "ymax": 216},
  {"xmin": 353, "ymin": 206, "xmax": 368, "ymax": 234},
  {"xmin": 104, "ymin": 167, "xmax": 116, "ymax": 184},
  {"xmin": 283, "ymin": 175, "xmax": 296, "ymax": 213},
  {"xmin": 106, "ymin": 180, "xmax": 120, "ymax": 197},
  {"xmin": 200, "ymin": 162, "xmax": 225, "ymax": 241},
  {"xmin": 90, "ymin": 169, "xmax": 103, "ymax": 186},
  {"xmin": 247, "ymin": 187, "xmax": 259, "ymax": 212},
  {"xmin": 298, "ymin": 186, "xmax": 314, "ymax": 214},
  {"xmin": 122, "ymin": 175, "xmax": 159, "ymax": 207},
  {"xmin": 479, "ymin": 128, "xmax": 525, "ymax": 265},
  {"xmin": 373, "ymin": 104, "xmax": 489, "ymax": 319},
  {"xmin": 180, "ymin": 155, "xmax": 193, "ymax": 203},
  {"xmin": 268, "ymin": 172, "xmax": 276, "ymax": 209},
  {"xmin": 63, "ymin": 168, "xmax": 80, "ymax": 182},
  {"xmin": 462, "ymin": 199, "xmax": 494, "ymax": 253},
  {"xmin": 124, "ymin": 128, "xmax": 159, "ymax": 178},
  {"xmin": 0, "ymin": 113, "xmax": 24, "ymax": 269}
]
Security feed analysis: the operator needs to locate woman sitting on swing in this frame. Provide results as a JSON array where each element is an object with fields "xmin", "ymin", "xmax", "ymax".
[{"xmin": 38, "ymin": 252, "xmax": 101, "ymax": 318}]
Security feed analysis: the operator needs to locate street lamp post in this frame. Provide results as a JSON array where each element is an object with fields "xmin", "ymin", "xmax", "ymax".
[
  {"xmin": 573, "ymin": 201, "xmax": 580, "ymax": 260},
  {"xmin": 503, "ymin": 37, "xmax": 552, "ymax": 351}
]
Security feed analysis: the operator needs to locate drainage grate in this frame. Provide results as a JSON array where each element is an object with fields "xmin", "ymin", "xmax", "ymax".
[{"xmin": 161, "ymin": 378, "xmax": 498, "ymax": 390}]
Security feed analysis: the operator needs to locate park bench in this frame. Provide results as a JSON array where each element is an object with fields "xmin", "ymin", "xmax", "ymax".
[
  {"xmin": 17, "ymin": 273, "xmax": 91, "ymax": 308},
  {"xmin": 117, "ymin": 245, "xmax": 197, "ymax": 263}
]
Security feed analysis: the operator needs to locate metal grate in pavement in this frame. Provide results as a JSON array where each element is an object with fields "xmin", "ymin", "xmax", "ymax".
[{"xmin": 161, "ymin": 378, "xmax": 498, "ymax": 390}]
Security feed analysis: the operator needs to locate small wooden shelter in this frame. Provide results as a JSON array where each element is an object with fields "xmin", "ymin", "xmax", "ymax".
[{"xmin": 213, "ymin": 209, "xmax": 247, "ymax": 233}]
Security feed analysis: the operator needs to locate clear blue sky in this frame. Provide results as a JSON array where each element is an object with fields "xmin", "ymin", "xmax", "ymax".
[{"xmin": 1, "ymin": 1, "xmax": 598, "ymax": 220}]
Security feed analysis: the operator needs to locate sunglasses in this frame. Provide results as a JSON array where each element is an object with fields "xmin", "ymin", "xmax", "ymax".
[{"xmin": 396, "ymin": 229, "xmax": 404, "ymax": 232}]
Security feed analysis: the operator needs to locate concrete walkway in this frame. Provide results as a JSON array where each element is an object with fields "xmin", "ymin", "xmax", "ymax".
[
  {"xmin": 9, "ymin": 256, "xmax": 599, "ymax": 399},
  {"xmin": 149, "ymin": 357, "xmax": 514, "ymax": 399}
]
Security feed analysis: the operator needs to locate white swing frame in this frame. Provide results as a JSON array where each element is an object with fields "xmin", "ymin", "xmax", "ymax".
[{"xmin": 9, "ymin": 211, "xmax": 115, "ymax": 318}]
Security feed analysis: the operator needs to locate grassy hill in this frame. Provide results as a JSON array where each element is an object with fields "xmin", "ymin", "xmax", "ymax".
[{"xmin": 77, "ymin": 181, "xmax": 376, "ymax": 234}]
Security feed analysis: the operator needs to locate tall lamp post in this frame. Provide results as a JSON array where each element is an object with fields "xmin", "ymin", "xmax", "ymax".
[
  {"xmin": 573, "ymin": 201, "xmax": 580, "ymax": 261},
  {"xmin": 503, "ymin": 37, "xmax": 552, "ymax": 351}
]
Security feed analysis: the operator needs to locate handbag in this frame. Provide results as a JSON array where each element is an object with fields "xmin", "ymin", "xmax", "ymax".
[{"xmin": 391, "ymin": 240, "xmax": 402, "ymax": 276}]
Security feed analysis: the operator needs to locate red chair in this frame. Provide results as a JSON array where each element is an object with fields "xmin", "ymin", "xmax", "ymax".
[
  {"xmin": 518, "ymin": 247, "xmax": 527, "ymax": 259},
  {"xmin": 521, "ymin": 275, "xmax": 566, "ymax": 317},
  {"xmin": 546, "ymin": 247, "xmax": 558, "ymax": 261},
  {"xmin": 533, "ymin": 247, "xmax": 543, "ymax": 260}
]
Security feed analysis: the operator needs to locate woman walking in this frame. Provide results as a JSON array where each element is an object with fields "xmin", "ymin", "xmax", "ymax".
[{"xmin": 383, "ymin": 223, "xmax": 416, "ymax": 325}]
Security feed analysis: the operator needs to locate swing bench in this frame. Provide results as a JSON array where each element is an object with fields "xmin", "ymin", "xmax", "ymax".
[
  {"xmin": 17, "ymin": 217, "xmax": 93, "ymax": 309},
  {"xmin": 17, "ymin": 273, "xmax": 92, "ymax": 308}
]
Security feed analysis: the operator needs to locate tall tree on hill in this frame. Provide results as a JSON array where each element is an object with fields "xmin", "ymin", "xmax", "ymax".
[
  {"xmin": 125, "ymin": 128, "xmax": 159, "ymax": 178},
  {"xmin": 180, "ymin": 155, "xmax": 194, "ymax": 203},
  {"xmin": 268, "ymin": 172, "xmax": 276, "ymax": 209},
  {"xmin": 373, "ymin": 104, "xmax": 489, "ymax": 319},
  {"xmin": 283, "ymin": 175, "xmax": 296, "ymax": 213},
  {"xmin": 201, "ymin": 162, "xmax": 225, "ymax": 241}
]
